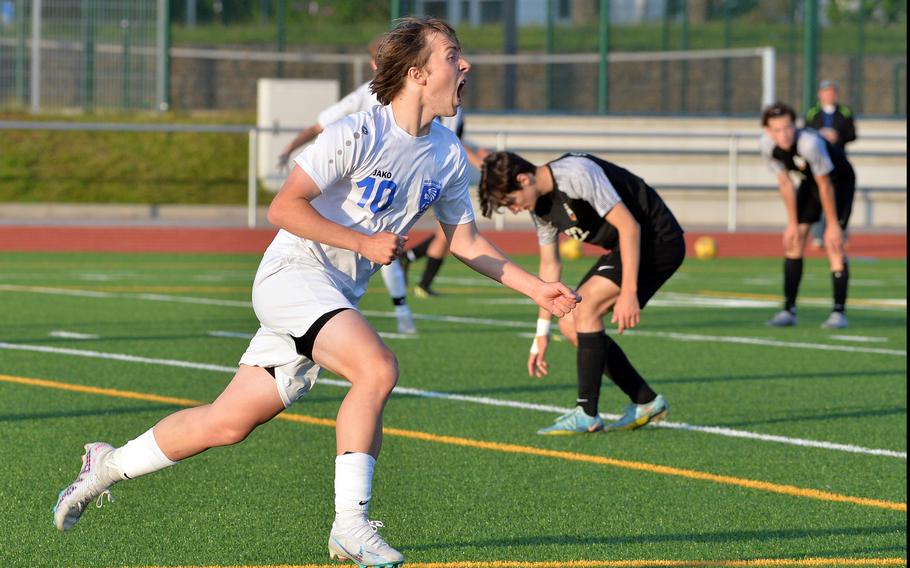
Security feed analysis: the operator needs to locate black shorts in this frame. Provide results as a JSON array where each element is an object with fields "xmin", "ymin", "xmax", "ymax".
[
  {"xmin": 797, "ymin": 178, "xmax": 855, "ymax": 230},
  {"xmin": 578, "ymin": 236, "xmax": 685, "ymax": 308}
]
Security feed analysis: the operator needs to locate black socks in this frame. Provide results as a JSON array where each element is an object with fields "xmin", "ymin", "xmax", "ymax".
[
  {"xmin": 833, "ymin": 261, "xmax": 849, "ymax": 313},
  {"xmin": 576, "ymin": 331, "xmax": 657, "ymax": 417},
  {"xmin": 408, "ymin": 236, "xmax": 434, "ymax": 262},
  {"xmin": 783, "ymin": 258, "xmax": 803, "ymax": 313},
  {"xmin": 419, "ymin": 257, "xmax": 444, "ymax": 290},
  {"xmin": 576, "ymin": 332, "xmax": 607, "ymax": 417}
]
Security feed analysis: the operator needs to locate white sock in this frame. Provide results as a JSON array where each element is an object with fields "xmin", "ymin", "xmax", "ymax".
[
  {"xmin": 395, "ymin": 304, "xmax": 412, "ymax": 316},
  {"xmin": 109, "ymin": 428, "xmax": 178, "ymax": 480},
  {"xmin": 334, "ymin": 452, "xmax": 376, "ymax": 526},
  {"xmin": 380, "ymin": 260, "xmax": 407, "ymax": 299}
]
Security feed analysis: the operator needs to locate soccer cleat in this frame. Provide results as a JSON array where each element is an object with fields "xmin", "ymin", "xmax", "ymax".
[
  {"xmin": 606, "ymin": 394, "xmax": 669, "ymax": 432},
  {"xmin": 537, "ymin": 406, "xmax": 605, "ymax": 435},
  {"xmin": 766, "ymin": 310, "xmax": 797, "ymax": 327},
  {"xmin": 328, "ymin": 519, "xmax": 404, "ymax": 568},
  {"xmin": 413, "ymin": 284, "xmax": 440, "ymax": 299},
  {"xmin": 820, "ymin": 311, "xmax": 848, "ymax": 329},
  {"xmin": 395, "ymin": 308, "xmax": 417, "ymax": 335},
  {"xmin": 53, "ymin": 442, "xmax": 120, "ymax": 531}
]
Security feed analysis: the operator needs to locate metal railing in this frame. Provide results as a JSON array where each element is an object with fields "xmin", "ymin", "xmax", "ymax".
[{"xmin": 1, "ymin": 120, "xmax": 904, "ymax": 231}]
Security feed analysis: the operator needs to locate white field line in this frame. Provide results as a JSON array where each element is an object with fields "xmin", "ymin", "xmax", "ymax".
[
  {"xmin": 473, "ymin": 291, "xmax": 906, "ymax": 312},
  {"xmin": 831, "ymin": 335, "xmax": 890, "ymax": 343},
  {"xmin": 48, "ymin": 330, "xmax": 99, "ymax": 340},
  {"xmin": 1, "ymin": 284, "xmax": 905, "ymax": 357},
  {"xmin": 0, "ymin": 340, "xmax": 905, "ymax": 460}
]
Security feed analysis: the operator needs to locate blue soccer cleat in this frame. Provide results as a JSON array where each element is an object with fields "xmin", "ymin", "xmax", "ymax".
[{"xmin": 537, "ymin": 406, "xmax": 605, "ymax": 435}]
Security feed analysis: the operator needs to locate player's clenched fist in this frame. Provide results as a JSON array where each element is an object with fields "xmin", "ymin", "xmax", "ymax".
[
  {"xmin": 360, "ymin": 232, "xmax": 407, "ymax": 265},
  {"xmin": 534, "ymin": 282, "xmax": 579, "ymax": 318}
]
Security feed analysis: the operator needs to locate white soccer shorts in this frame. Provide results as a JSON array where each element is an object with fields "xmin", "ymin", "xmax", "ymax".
[{"xmin": 239, "ymin": 257, "xmax": 357, "ymax": 407}]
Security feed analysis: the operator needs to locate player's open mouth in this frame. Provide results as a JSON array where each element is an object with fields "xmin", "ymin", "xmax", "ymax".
[{"xmin": 456, "ymin": 79, "xmax": 466, "ymax": 103}]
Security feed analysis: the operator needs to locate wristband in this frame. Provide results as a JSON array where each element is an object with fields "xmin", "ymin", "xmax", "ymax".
[{"xmin": 535, "ymin": 318, "xmax": 551, "ymax": 337}]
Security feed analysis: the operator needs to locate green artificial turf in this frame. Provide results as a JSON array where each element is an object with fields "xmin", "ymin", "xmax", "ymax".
[{"xmin": 0, "ymin": 252, "xmax": 905, "ymax": 567}]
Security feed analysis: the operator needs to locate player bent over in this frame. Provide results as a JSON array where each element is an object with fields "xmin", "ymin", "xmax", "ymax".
[
  {"xmin": 53, "ymin": 18, "xmax": 578, "ymax": 567},
  {"xmin": 478, "ymin": 151, "xmax": 685, "ymax": 435},
  {"xmin": 761, "ymin": 102, "xmax": 855, "ymax": 329}
]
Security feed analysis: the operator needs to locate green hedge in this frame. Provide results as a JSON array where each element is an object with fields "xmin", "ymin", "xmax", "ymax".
[{"xmin": 0, "ymin": 112, "xmax": 267, "ymax": 205}]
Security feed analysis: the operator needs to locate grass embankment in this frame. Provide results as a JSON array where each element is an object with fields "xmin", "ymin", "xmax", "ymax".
[
  {"xmin": 172, "ymin": 20, "xmax": 908, "ymax": 56},
  {"xmin": 0, "ymin": 112, "xmax": 266, "ymax": 205}
]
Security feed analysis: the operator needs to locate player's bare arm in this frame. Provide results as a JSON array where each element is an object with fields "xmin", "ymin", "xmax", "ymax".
[
  {"xmin": 606, "ymin": 203, "xmax": 641, "ymax": 334},
  {"xmin": 528, "ymin": 241, "xmax": 562, "ymax": 377},
  {"xmin": 278, "ymin": 124, "xmax": 324, "ymax": 166},
  {"xmin": 442, "ymin": 220, "xmax": 578, "ymax": 318},
  {"xmin": 814, "ymin": 173, "xmax": 844, "ymax": 253},
  {"xmin": 268, "ymin": 166, "xmax": 405, "ymax": 265}
]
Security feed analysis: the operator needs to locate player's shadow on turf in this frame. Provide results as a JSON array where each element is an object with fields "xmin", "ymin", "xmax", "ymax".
[
  {"xmin": 0, "ymin": 405, "xmax": 182, "ymax": 423},
  {"xmin": 405, "ymin": 524, "xmax": 905, "ymax": 551},
  {"xmin": 655, "ymin": 368, "xmax": 906, "ymax": 385},
  {"xmin": 713, "ymin": 405, "xmax": 907, "ymax": 428}
]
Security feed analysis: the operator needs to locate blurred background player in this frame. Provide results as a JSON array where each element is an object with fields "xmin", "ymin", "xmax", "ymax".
[
  {"xmin": 478, "ymin": 151, "xmax": 684, "ymax": 435},
  {"xmin": 761, "ymin": 102, "xmax": 855, "ymax": 329},
  {"xmin": 53, "ymin": 18, "xmax": 580, "ymax": 566},
  {"xmin": 401, "ymin": 102, "xmax": 489, "ymax": 298},
  {"xmin": 275, "ymin": 36, "xmax": 416, "ymax": 334},
  {"xmin": 805, "ymin": 80, "xmax": 858, "ymax": 249}
]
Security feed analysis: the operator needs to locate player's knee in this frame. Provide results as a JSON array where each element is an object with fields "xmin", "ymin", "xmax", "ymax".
[
  {"xmin": 558, "ymin": 317, "xmax": 577, "ymax": 345},
  {"xmin": 203, "ymin": 410, "xmax": 256, "ymax": 446},
  {"xmin": 353, "ymin": 348, "xmax": 399, "ymax": 396},
  {"xmin": 372, "ymin": 350, "xmax": 400, "ymax": 395}
]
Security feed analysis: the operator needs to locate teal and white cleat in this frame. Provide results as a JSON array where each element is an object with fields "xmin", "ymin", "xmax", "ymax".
[
  {"xmin": 53, "ymin": 442, "xmax": 120, "ymax": 531},
  {"xmin": 606, "ymin": 394, "xmax": 669, "ymax": 432},
  {"xmin": 820, "ymin": 311, "xmax": 848, "ymax": 329},
  {"xmin": 537, "ymin": 406, "xmax": 605, "ymax": 435},
  {"xmin": 767, "ymin": 310, "xmax": 797, "ymax": 327},
  {"xmin": 329, "ymin": 519, "xmax": 404, "ymax": 568}
]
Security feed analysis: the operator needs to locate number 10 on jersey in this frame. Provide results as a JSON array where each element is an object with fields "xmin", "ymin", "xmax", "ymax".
[{"xmin": 356, "ymin": 177, "xmax": 398, "ymax": 213}]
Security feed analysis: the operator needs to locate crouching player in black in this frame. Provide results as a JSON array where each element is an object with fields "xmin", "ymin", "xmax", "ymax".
[
  {"xmin": 478, "ymin": 151, "xmax": 685, "ymax": 434},
  {"xmin": 761, "ymin": 102, "xmax": 855, "ymax": 329}
]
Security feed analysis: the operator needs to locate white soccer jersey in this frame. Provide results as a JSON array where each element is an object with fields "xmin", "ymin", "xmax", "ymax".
[
  {"xmin": 532, "ymin": 155, "xmax": 622, "ymax": 246},
  {"xmin": 265, "ymin": 104, "xmax": 474, "ymax": 300}
]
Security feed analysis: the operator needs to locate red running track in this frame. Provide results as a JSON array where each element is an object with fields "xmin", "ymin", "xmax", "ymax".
[{"xmin": 0, "ymin": 226, "xmax": 904, "ymax": 258}]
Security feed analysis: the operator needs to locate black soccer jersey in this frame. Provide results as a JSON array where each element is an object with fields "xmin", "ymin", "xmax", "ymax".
[
  {"xmin": 763, "ymin": 129, "xmax": 855, "ymax": 186},
  {"xmin": 531, "ymin": 153, "xmax": 683, "ymax": 251}
]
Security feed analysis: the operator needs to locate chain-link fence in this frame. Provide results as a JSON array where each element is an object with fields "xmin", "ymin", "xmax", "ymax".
[
  {"xmin": 0, "ymin": 0, "xmax": 162, "ymax": 113},
  {"xmin": 1, "ymin": 0, "xmax": 906, "ymax": 116}
]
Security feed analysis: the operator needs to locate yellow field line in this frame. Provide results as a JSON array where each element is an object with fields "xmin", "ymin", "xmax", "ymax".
[
  {"xmin": 1, "ymin": 374, "xmax": 905, "ymax": 513},
  {"xmin": 130, "ymin": 558, "xmax": 907, "ymax": 567}
]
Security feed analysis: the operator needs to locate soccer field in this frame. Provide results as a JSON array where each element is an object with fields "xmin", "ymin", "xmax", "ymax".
[{"xmin": 0, "ymin": 251, "xmax": 905, "ymax": 568}]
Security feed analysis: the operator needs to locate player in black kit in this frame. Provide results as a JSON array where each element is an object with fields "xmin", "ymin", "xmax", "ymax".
[
  {"xmin": 760, "ymin": 102, "xmax": 855, "ymax": 329},
  {"xmin": 478, "ymin": 151, "xmax": 685, "ymax": 434}
]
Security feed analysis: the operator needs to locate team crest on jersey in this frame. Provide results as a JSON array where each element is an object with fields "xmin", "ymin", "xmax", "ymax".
[
  {"xmin": 793, "ymin": 155, "xmax": 807, "ymax": 170},
  {"xmin": 419, "ymin": 180, "xmax": 442, "ymax": 213},
  {"xmin": 361, "ymin": 126, "xmax": 369, "ymax": 136},
  {"xmin": 562, "ymin": 202, "xmax": 577, "ymax": 222}
]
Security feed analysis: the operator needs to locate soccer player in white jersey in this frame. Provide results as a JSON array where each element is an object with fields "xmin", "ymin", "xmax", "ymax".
[
  {"xmin": 277, "ymin": 36, "xmax": 417, "ymax": 335},
  {"xmin": 276, "ymin": 38, "xmax": 486, "ymax": 334},
  {"xmin": 53, "ymin": 17, "xmax": 578, "ymax": 567}
]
